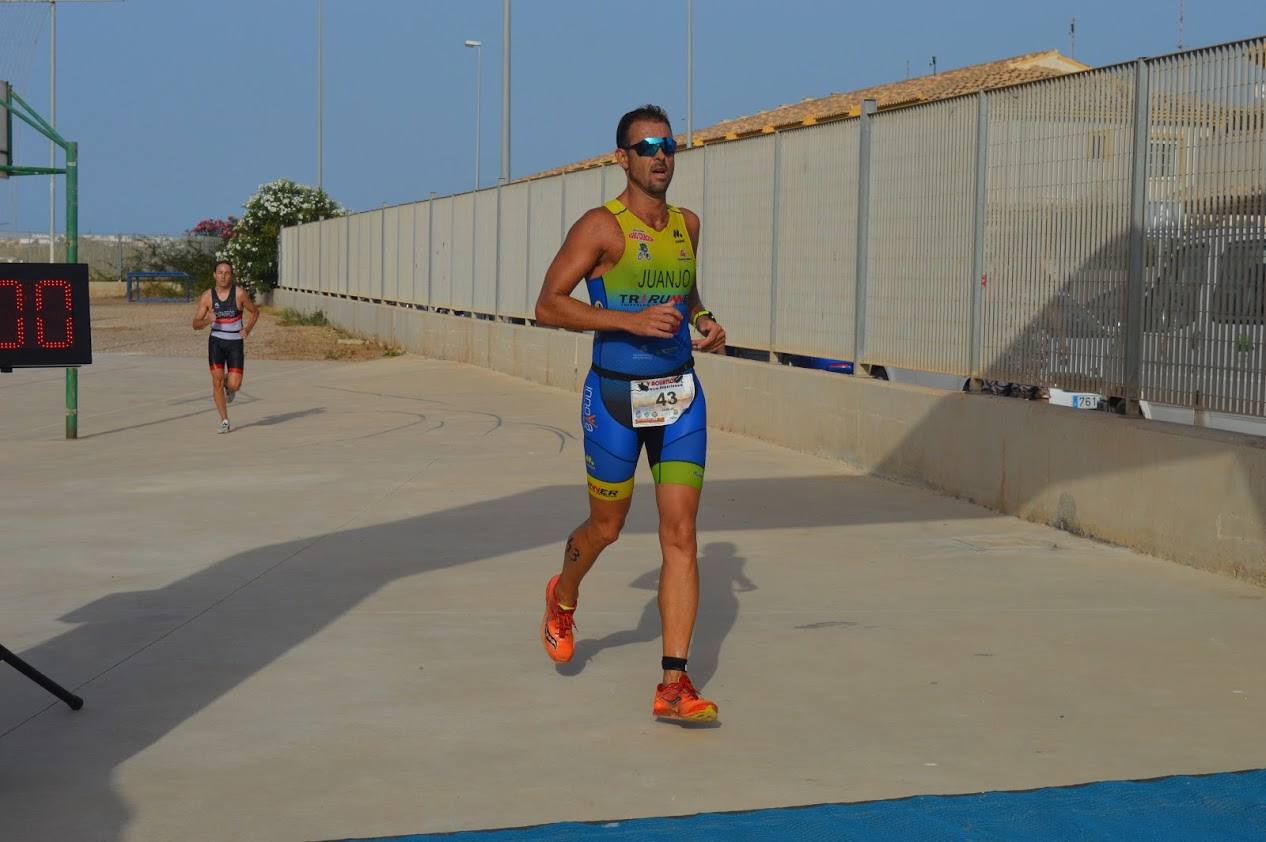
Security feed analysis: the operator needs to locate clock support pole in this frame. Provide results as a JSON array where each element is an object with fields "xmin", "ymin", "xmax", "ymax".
[
  {"xmin": 0, "ymin": 645, "xmax": 84, "ymax": 711},
  {"xmin": 1, "ymin": 83, "xmax": 82, "ymax": 438}
]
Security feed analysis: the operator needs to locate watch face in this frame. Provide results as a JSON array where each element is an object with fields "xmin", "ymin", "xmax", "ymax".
[{"xmin": 0, "ymin": 263, "xmax": 93, "ymax": 371}]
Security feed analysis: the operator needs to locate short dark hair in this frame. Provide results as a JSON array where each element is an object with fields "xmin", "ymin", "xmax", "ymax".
[
  {"xmin": 617, "ymin": 104, "xmax": 672, "ymax": 149},
  {"xmin": 215, "ymin": 259, "xmax": 233, "ymax": 271}
]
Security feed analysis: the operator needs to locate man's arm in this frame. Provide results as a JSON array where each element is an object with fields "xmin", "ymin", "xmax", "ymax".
[
  {"xmin": 239, "ymin": 288, "xmax": 261, "ymax": 338},
  {"xmin": 535, "ymin": 208, "xmax": 681, "ymax": 339},
  {"xmin": 680, "ymin": 208, "xmax": 726, "ymax": 354},
  {"xmin": 192, "ymin": 292, "xmax": 213, "ymax": 330}
]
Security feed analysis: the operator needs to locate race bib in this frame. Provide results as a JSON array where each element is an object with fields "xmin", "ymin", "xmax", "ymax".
[{"xmin": 630, "ymin": 374, "xmax": 695, "ymax": 428}]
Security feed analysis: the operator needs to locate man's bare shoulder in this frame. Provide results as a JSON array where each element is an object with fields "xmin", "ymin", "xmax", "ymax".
[
  {"xmin": 677, "ymin": 206, "xmax": 700, "ymax": 227},
  {"xmin": 580, "ymin": 205, "xmax": 622, "ymax": 232},
  {"xmin": 567, "ymin": 206, "xmax": 623, "ymax": 247}
]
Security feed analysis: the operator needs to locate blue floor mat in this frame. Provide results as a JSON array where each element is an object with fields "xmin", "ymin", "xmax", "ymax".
[{"xmin": 334, "ymin": 768, "xmax": 1266, "ymax": 841}]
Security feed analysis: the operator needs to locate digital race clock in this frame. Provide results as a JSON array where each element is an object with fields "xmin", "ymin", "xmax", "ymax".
[{"xmin": 0, "ymin": 263, "xmax": 92, "ymax": 372}]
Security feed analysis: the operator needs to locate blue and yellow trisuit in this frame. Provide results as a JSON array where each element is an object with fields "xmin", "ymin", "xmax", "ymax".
[{"xmin": 581, "ymin": 199, "xmax": 706, "ymax": 501}]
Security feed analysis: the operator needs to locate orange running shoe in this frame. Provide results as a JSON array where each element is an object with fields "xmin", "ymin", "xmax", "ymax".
[
  {"xmin": 540, "ymin": 574, "xmax": 576, "ymax": 663},
  {"xmin": 653, "ymin": 672, "xmax": 718, "ymax": 722}
]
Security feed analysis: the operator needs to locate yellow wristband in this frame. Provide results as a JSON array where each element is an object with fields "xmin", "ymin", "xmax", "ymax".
[{"xmin": 691, "ymin": 309, "xmax": 713, "ymax": 328}]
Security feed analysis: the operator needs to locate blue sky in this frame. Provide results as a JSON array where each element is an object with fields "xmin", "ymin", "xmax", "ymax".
[{"xmin": 1, "ymin": 0, "xmax": 1263, "ymax": 234}]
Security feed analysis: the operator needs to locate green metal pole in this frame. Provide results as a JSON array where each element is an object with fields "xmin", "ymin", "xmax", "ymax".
[
  {"xmin": 66, "ymin": 367, "xmax": 77, "ymax": 439},
  {"xmin": 65, "ymin": 141, "xmax": 78, "ymax": 440},
  {"xmin": 66, "ymin": 141, "xmax": 77, "ymax": 260}
]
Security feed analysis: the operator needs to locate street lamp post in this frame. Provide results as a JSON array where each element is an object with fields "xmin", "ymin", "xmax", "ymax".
[
  {"xmin": 465, "ymin": 39, "xmax": 482, "ymax": 191},
  {"xmin": 686, "ymin": 0, "xmax": 692, "ymax": 147},
  {"xmin": 317, "ymin": 0, "xmax": 323, "ymax": 192},
  {"xmin": 48, "ymin": 0, "xmax": 55, "ymax": 260},
  {"xmin": 500, "ymin": 0, "xmax": 510, "ymax": 184}
]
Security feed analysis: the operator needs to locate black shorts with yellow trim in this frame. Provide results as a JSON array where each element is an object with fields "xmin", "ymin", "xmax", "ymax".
[{"xmin": 581, "ymin": 368, "xmax": 706, "ymax": 501}]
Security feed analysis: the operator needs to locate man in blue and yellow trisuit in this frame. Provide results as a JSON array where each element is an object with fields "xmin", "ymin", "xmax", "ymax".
[{"xmin": 535, "ymin": 104, "xmax": 727, "ymax": 722}]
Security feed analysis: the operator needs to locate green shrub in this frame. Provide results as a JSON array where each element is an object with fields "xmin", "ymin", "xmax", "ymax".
[{"xmin": 276, "ymin": 308, "xmax": 329, "ymax": 327}]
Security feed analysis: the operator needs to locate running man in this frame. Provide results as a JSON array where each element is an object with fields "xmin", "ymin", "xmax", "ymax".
[
  {"xmin": 192, "ymin": 260, "xmax": 258, "ymax": 433},
  {"xmin": 534, "ymin": 104, "xmax": 727, "ymax": 722}
]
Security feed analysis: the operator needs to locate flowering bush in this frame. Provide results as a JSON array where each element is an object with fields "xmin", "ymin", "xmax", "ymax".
[
  {"xmin": 221, "ymin": 180, "xmax": 343, "ymax": 291},
  {"xmin": 189, "ymin": 216, "xmax": 238, "ymax": 243}
]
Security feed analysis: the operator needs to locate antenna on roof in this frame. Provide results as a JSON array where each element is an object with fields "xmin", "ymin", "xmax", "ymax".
[
  {"xmin": 930, "ymin": 55, "xmax": 937, "ymax": 75},
  {"xmin": 905, "ymin": 60, "xmax": 910, "ymax": 80},
  {"xmin": 1069, "ymin": 17, "xmax": 1076, "ymax": 59},
  {"xmin": 1177, "ymin": 0, "xmax": 1184, "ymax": 50}
]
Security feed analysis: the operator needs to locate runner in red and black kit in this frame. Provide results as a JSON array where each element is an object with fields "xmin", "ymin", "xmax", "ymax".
[{"xmin": 192, "ymin": 260, "xmax": 259, "ymax": 433}]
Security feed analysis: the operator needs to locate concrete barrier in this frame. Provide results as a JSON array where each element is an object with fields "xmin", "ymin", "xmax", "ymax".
[
  {"xmin": 275, "ymin": 288, "xmax": 1266, "ymax": 584},
  {"xmin": 89, "ymin": 281, "xmax": 127, "ymax": 299}
]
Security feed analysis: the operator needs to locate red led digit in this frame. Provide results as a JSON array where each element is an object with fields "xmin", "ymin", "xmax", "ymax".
[
  {"xmin": 35, "ymin": 279, "xmax": 75, "ymax": 350},
  {"xmin": 0, "ymin": 279, "xmax": 24, "ymax": 350}
]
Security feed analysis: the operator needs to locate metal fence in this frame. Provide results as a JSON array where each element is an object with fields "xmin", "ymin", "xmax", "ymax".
[
  {"xmin": 281, "ymin": 38, "xmax": 1266, "ymax": 417},
  {"xmin": 0, "ymin": 232, "xmax": 219, "ymax": 282}
]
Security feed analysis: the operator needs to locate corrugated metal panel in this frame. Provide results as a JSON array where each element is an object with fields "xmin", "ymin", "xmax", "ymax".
[
  {"xmin": 430, "ymin": 197, "xmax": 454, "ymax": 309},
  {"xmin": 369, "ymin": 208, "xmax": 382, "ymax": 298},
  {"xmin": 473, "ymin": 189, "xmax": 499, "ymax": 314},
  {"xmin": 278, "ymin": 227, "xmax": 295, "ymax": 287},
  {"xmin": 324, "ymin": 216, "xmax": 347, "ymax": 294},
  {"xmin": 866, "ymin": 100, "xmax": 977, "ymax": 374},
  {"xmin": 345, "ymin": 214, "xmax": 361, "ymax": 295},
  {"xmin": 292, "ymin": 227, "xmax": 302, "ymax": 288},
  {"xmin": 397, "ymin": 204, "xmax": 416, "ymax": 305},
  {"xmin": 982, "ymin": 66, "xmax": 1136, "ymax": 392},
  {"xmin": 293, "ymin": 227, "xmax": 302, "ymax": 288},
  {"xmin": 773, "ymin": 119, "xmax": 859, "ymax": 360},
  {"xmin": 382, "ymin": 207, "xmax": 400, "ymax": 302},
  {"xmin": 382, "ymin": 208, "xmax": 397, "ymax": 300},
  {"xmin": 342, "ymin": 216, "xmax": 358, "ymax": 294},
  {"xmin": 285, "ymin": 227, "xmax": 297, "ymax": 286},
  {"xmin": 412, "ymin": 201, "xmax": 431, "ymax": 307},
  {"xmin": 669, "ymin": 147, "xmax": 704, "ymax": 217},
  {"xmin": 306, "ymin": 222, "xmax": 318, "ymax": 292},
  {"xmin": 600, "ymin": 164, "xmax": 621, "ymax": 203},
  {"xmin": 294, "ymin": 224, "xmax": 307, "ymax": 290},
  {"xmin": 701, "ymin": 135, "xmax": 776, "ymax": 349},
  {"xmin": 1140, "ymin": 40, "xmax": 1266, "ymax": 417},
  {"xmin": 299, "ymin": 223, "xmax": 320, "ymax": 291},
  {"xmin": 284, "ymin": 222, "xmax": 296, "ymax": 288},
  {"xmin": 564, "ymin": 167, "xmax": 604, "ymax": 230},
  {"xmin": 498, "ymin": 181, "xmax": 531, "ymax": 318},
  {"xmin": 563, "ymin": 169, "xmax": 602, "ymax": 304},
  {"xmin": 529, "ymin": 177, "xmax": 565, "ymax": 309},
  {"xmin": 451, "ymin": 193, "xmax": 476, "ymax": 311},
  {"xmin": 349, "ymin": 212, "xmax": 371, "ymax": 297},
  {"xmin": 319, "ymin": 218, "xmax": 330, "ymax": 294}
]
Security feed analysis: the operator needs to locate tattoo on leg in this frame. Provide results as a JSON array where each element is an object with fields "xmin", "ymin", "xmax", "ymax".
[{"xmin": 565, "ymin": 536, "xmax": 581, "ymax": 564}]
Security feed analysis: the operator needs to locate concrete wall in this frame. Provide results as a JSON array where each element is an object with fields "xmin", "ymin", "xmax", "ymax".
[
  {"xmin": 277, "ymin": 289, "xmax": 1266, "ymax": 584},
  {"xmin": 89, "ymin": 281, "xmax": 127, "ymax": 299}
]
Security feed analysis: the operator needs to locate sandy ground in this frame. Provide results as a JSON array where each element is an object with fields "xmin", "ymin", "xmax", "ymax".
[{"xmin": 89, "ymin": 299, "xmax": 399, "ymax": 362}]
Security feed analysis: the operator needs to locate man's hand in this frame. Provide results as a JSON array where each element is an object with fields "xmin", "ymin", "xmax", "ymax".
[
  {"xmin": 623, "ymin": 304, "xmax": 682, "ymax": 339},
  {"xmin": 692, "ymin": 316, "xmax": 726, "ymax": 354}
]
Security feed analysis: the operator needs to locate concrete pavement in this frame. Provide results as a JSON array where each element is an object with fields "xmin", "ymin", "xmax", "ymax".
[{"xmin": 2, "ymin": 353, "xmax": 1264, "ymax": 841}]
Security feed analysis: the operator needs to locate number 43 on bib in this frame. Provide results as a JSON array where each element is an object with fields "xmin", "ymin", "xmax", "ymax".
[{"xmin": 630, "ymin": 374, "xmax": 696, "ymax": 428}]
